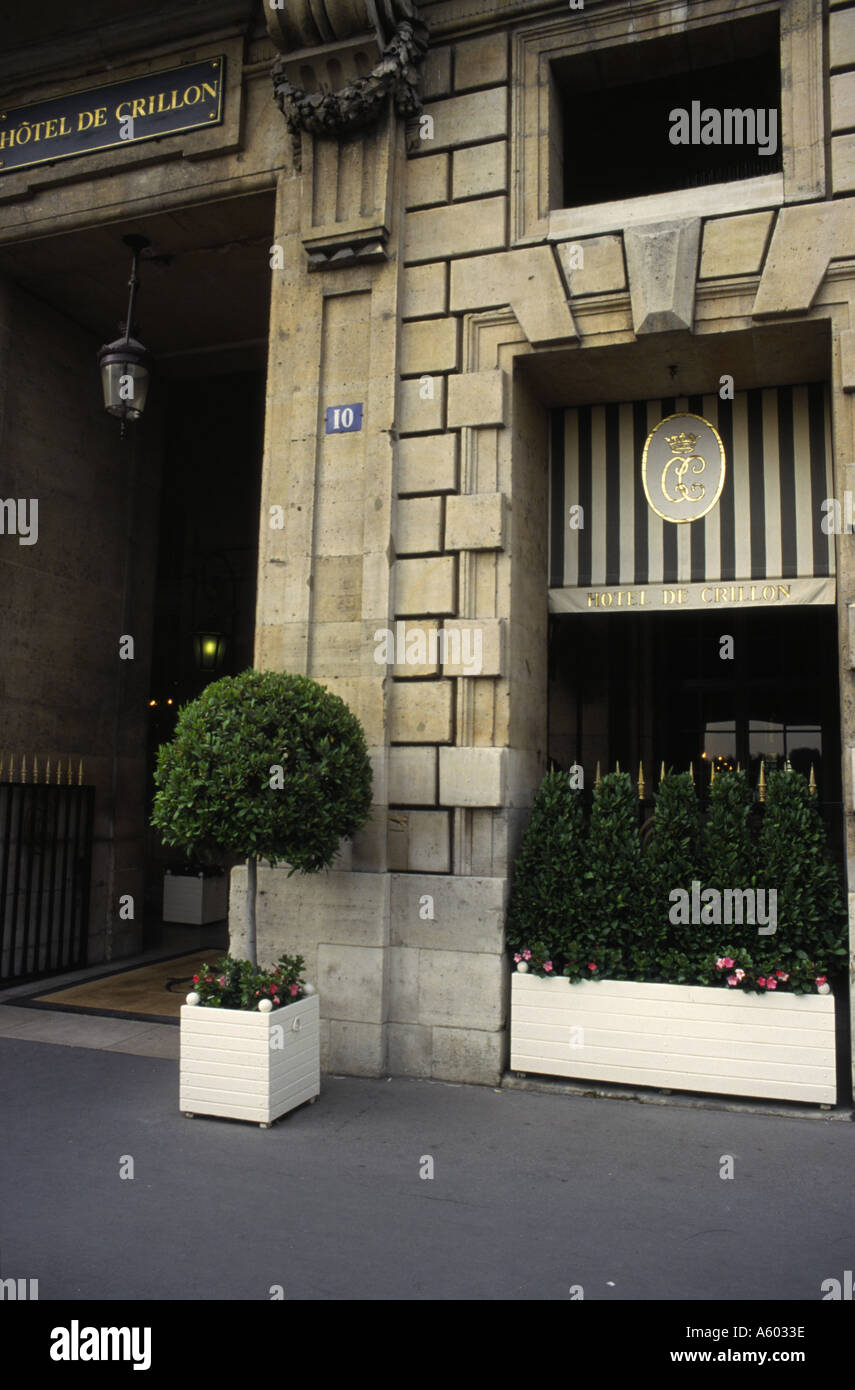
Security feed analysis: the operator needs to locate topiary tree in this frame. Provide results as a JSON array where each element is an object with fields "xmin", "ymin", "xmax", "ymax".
[
  {"xmin": 757, "ymin": 767, "xmax": 848, "ymax": 977},
  {"xmin": 151, "ymin": 669, "xmax": 373, "ymax": 965},
  {"xmin": 505, "ymin": 768, "xmax": 586, "ymax": 965},
  {"xmin": 580, "ymin": 771, "xmax": 642, "ymax": 976},
  {"xmin": 703, "ymin": 768, "xmax": 753, "ymax": 888},
  {"xmin": 638, "ymin": 771, "xmax": 702, "ymax": 975}
]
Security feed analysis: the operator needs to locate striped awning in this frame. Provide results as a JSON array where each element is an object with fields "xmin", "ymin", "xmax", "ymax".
[{"xmin": 549, "ymin": 384, "xmax": 835, "ymax": 611}]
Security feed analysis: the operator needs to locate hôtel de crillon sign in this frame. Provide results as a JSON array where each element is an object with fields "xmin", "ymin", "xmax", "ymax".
[{"xmin": 0, "ymin": 57, "xmax": 224, "ymax": 174}]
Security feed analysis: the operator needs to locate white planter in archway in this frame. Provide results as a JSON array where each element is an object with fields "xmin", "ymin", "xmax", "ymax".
[
  {"xmin": 511, "ymin": 973, "xmax": 836, "ymax": 1104},
  {"xmin": 180, "ymin": 994, "xmax": 320, "ymax": 1126}
]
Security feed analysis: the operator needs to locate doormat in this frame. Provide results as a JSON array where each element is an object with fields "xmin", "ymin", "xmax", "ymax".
[{"xmin": 0, "ymin": 950, "xmax": 223, "ymax": 1026}]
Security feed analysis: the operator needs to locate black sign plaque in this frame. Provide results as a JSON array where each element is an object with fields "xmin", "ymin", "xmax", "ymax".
[{"xmin": 0, "ymin": 56, "xmax": 225, "ymax": 175}]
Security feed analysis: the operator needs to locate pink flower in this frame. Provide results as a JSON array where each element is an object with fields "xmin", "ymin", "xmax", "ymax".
[
  {"xmin": 588, "ymin": 962, "xmax": 597, "ymax": 972},
  {"xmin": 192, "ymin": 975, "xmax": 199, "ymax": 984},
  {"xmin": 715, "ymin": 957, "xmax": 734, "ymax": 970},
  {"xmin": 757, "ymin": 977, "xmax": 766, "ymax": 988},
  {"xmin": 815, "ymin": 976, "xmax": 827, "ymax": 986},
  {"xmin": 766, "ymin": 978, "xmax": 777, "ymax": 990},
  {"xmin": 726, "ymin": 974, "xmax": 738, "ymax": 987},
  {"xmin": 513, "ymin": 953, "xmax": 522, "ymax": 963},
  {"xmin": 734, "ymin": 969, "xmax": 745, "ymax": 981},
  {"xmin": 522, "ymin": 950, "xmax": 532, "ymax": 961},
  {"xmin": 775, "ymin": 971, "xmax": 788, "ymax": 981},
  {"xmin": 290, "ymin": 984, "xmax": 298, "ymax": 996},
  {"xmin": 218, "ymin": 976, "xmax": 226, "ymax": 985},
  {"xmin": 543, "ymin": 961, "xmax": 553, "ymax": 973}
]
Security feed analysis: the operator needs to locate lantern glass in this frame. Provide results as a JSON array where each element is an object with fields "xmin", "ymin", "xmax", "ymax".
[
  {"xmin": 97, "ymin": 334, "xmax": 153, "ymax": 424},
  {"xmin": 193, "ymin": 633, "xmax": 227, "ymax": 672},
  {"xmin": 100, "ymin": 358, "xmax": 151, "ymax": 420}
]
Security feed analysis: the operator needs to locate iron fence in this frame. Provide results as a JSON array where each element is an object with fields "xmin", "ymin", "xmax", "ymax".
[{"xmin": 0, "ymin": 781, "xmax": 94, "ymax": 984}]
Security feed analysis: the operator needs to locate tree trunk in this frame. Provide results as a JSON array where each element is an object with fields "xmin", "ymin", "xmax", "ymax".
[{"xmin": 246, "ymin": 855, "xmax": 257, "ymax": 966}]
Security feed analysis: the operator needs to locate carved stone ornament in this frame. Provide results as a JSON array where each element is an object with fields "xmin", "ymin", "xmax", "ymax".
[{"xmin": 272, "ymin": 17, "xmax": 429, "ymax": 137}]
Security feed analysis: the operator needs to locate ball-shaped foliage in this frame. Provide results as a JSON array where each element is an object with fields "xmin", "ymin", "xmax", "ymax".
[{"xmin": 151, "ymin": 669, "xmax": 373, "ymax": 872}]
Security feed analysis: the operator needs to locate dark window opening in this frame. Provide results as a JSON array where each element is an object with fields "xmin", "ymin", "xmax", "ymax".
[{"xmin": 555, "ymin": 13, "xmax": 782, "ymax": 209}]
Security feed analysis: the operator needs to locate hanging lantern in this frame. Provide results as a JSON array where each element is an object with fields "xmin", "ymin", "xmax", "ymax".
[
  {"xmin": 193, "ymin": 632, "xmax": 228, "ymax": 672},
  {"xmin": 97, "ymin": 234, "xmax": 153, "ymax": 437}
]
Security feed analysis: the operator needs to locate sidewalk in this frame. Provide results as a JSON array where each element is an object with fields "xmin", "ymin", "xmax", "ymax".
[{"xmin": 1, "ymin": 1029, "xmax": 853, "ymax": 1301}]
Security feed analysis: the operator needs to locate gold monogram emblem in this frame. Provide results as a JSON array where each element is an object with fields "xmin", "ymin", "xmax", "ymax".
[
  {"xmin": 661, "ymin": 431, "xmax": 706, "ymax": 504},
  {"xmin": 642, "ymin": 413, "xmax": 725, "ymax": 523}
]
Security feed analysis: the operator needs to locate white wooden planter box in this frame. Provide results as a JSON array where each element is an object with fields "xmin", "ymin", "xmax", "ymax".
[
  {"xmin": 511, "ymin": 973, "xmax": 837, "ymax": 1104},
  {"xmin": 163, "ymin": 873, "xmax": 228, "ymax": 925},
  {"xmin": 180, "ymin": 994, "xmax": 321, "ymax": 1126}
]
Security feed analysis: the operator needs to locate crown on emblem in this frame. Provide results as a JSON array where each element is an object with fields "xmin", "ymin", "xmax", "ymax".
[{"xmin": 665, "ymin": 430, "xmax": 700, "ymax": 455}]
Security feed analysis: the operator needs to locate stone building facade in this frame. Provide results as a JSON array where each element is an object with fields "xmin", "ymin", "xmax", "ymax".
[{"xmin": 1, "ymin": 0, "xmax": 854, "ymax": 1090}]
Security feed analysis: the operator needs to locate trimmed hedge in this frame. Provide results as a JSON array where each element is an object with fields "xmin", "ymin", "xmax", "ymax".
[{"xmin": 507, "ymin": 765, "xmax": 847, "ymax": 994}]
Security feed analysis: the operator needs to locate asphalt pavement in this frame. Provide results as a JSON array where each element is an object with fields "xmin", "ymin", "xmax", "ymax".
[{"xmin": 1, "ymin": 1034, "xmax": 853, "ymax": 1302}]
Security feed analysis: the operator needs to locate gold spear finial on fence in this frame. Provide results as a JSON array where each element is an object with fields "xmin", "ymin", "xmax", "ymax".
[
  {"xmin": 34, "ymin": 755, "xmax": 39, "ymax": 784},
  {"xmin": 688, "ymin": 761, "xmax": 694, "ymax": 784},
  {"xmin": 637, "ymin": 762, "xmax": 645, "ymax": 800},
  {"xmin": 67, "ymin": 759, "xmax": 73, "ymax": 786},
  {"xmin": 758, "ymin": 759, "xmax": 766, "ymax": 803},
  {"xmin": 46, "ymin": 758, "xmax": 51, "ymax": 785},
  {"xmin": 595, "ymin": 761, "xmax": 601, "ymax": 787},
  {"xmin": 78, "ymin": 759, "xmax": 83, "ymax": 786},
  {"xmin": 659, "ymin": 761, "xmax": 666, "ymax": 783},
  {"xmin": 56, "ymin": 758, "xmax": 62, "ymax": 785},
  {"xmin": 615, "ymin": 759, "xmax": 621, "ymax": 775},
  {"xmin": 710, "ymin": 761, "xmax": 715, "ymax": 785},
  {"xmin": 21, "ymin": 754, "xmax": 27, "ymax": 785},
  {"xmin": 9, "ymin": 754, "xmax": 15, "ymax": 782},
  {"xmin": 809, "ymin": 763, "xmax": 817, "ymax": 795},
  {"xmin": 737, "ymin": 760, "xmax": 741, "ymax": 773}
]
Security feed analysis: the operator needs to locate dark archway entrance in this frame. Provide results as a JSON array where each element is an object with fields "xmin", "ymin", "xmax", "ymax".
[{"xmin": 548, "ymin": 604, "xmax": 843, "ymax": 856}]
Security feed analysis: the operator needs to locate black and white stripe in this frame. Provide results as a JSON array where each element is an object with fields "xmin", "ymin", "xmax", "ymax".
[{"xmin": 550, "ymin": 385, "xmax": 834, "ymax": 590}]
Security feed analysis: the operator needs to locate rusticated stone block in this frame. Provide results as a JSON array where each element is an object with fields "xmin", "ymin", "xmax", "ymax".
[
  {"xmin": 395, "ymin": 496, "xmax": 443, "ymax": 555},
  {"xmin": 556, "ymin": 235, "xmax": 625, "ymax": 295},
  {"xmin": 439, "ymin": 746, "xmax": 506, "ymax": 806},
  {"xmin": 446, "ymin": 370, "xmax": 508, "ymax": 429},
  {"xmin": 402, "ymin": 263, "xmax": 447, "ymax": 319},
  {"xmin": 391, "ymin": 873, "xmax": 506, "ymax": 951},
  {"xmin": 445, "ymin": 493, "xmax": 506, "ymax": 551},
  {"xmin": 453, "ymin": 141, "xmax": 507, "ymax": 199},
  {"xmin": 398, "ymin": 375, "xmax": 445, "ymax": 434},
  {"xmin": 394, "ymin": 555, "xmax": 457, "ymax": 615},
  {"xmin": 401, "ymin": 317, "xmax": 458, "ymax": 374},
  {"xmin": 454, "ymin": 32, "xmax": 508, "ymax": 90},
  {"xmin": 406, "ymin": 153, "xmax": 449, "ymax": 209},
  {"xmin": 398, "ymin": 434, "xmax": 458, "ymax": 495},
  {"xmin": 441, "ymin": 618, "xmax": 504, "ymax": 677},
  {"xmin": 422, "ymin": 88, "xmax": 507, "ymax": 149},
  {"xmin": 390, "ymin": 680, "xmax": 454, "ymax": 743},
  {"xmin": 699, "ymin": 211, "xmax": 774, "ymax": 279},
  {"xmin": 405, "ymin": 197, "xmax": 507, "ymax": 263},
  {"xmin": 388, "ymin": 746, "xmax": 437, "ymax": 804},
  {"xmin": 418, "ymin": 950, "xmax": 506, "ymax": 1030}
]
